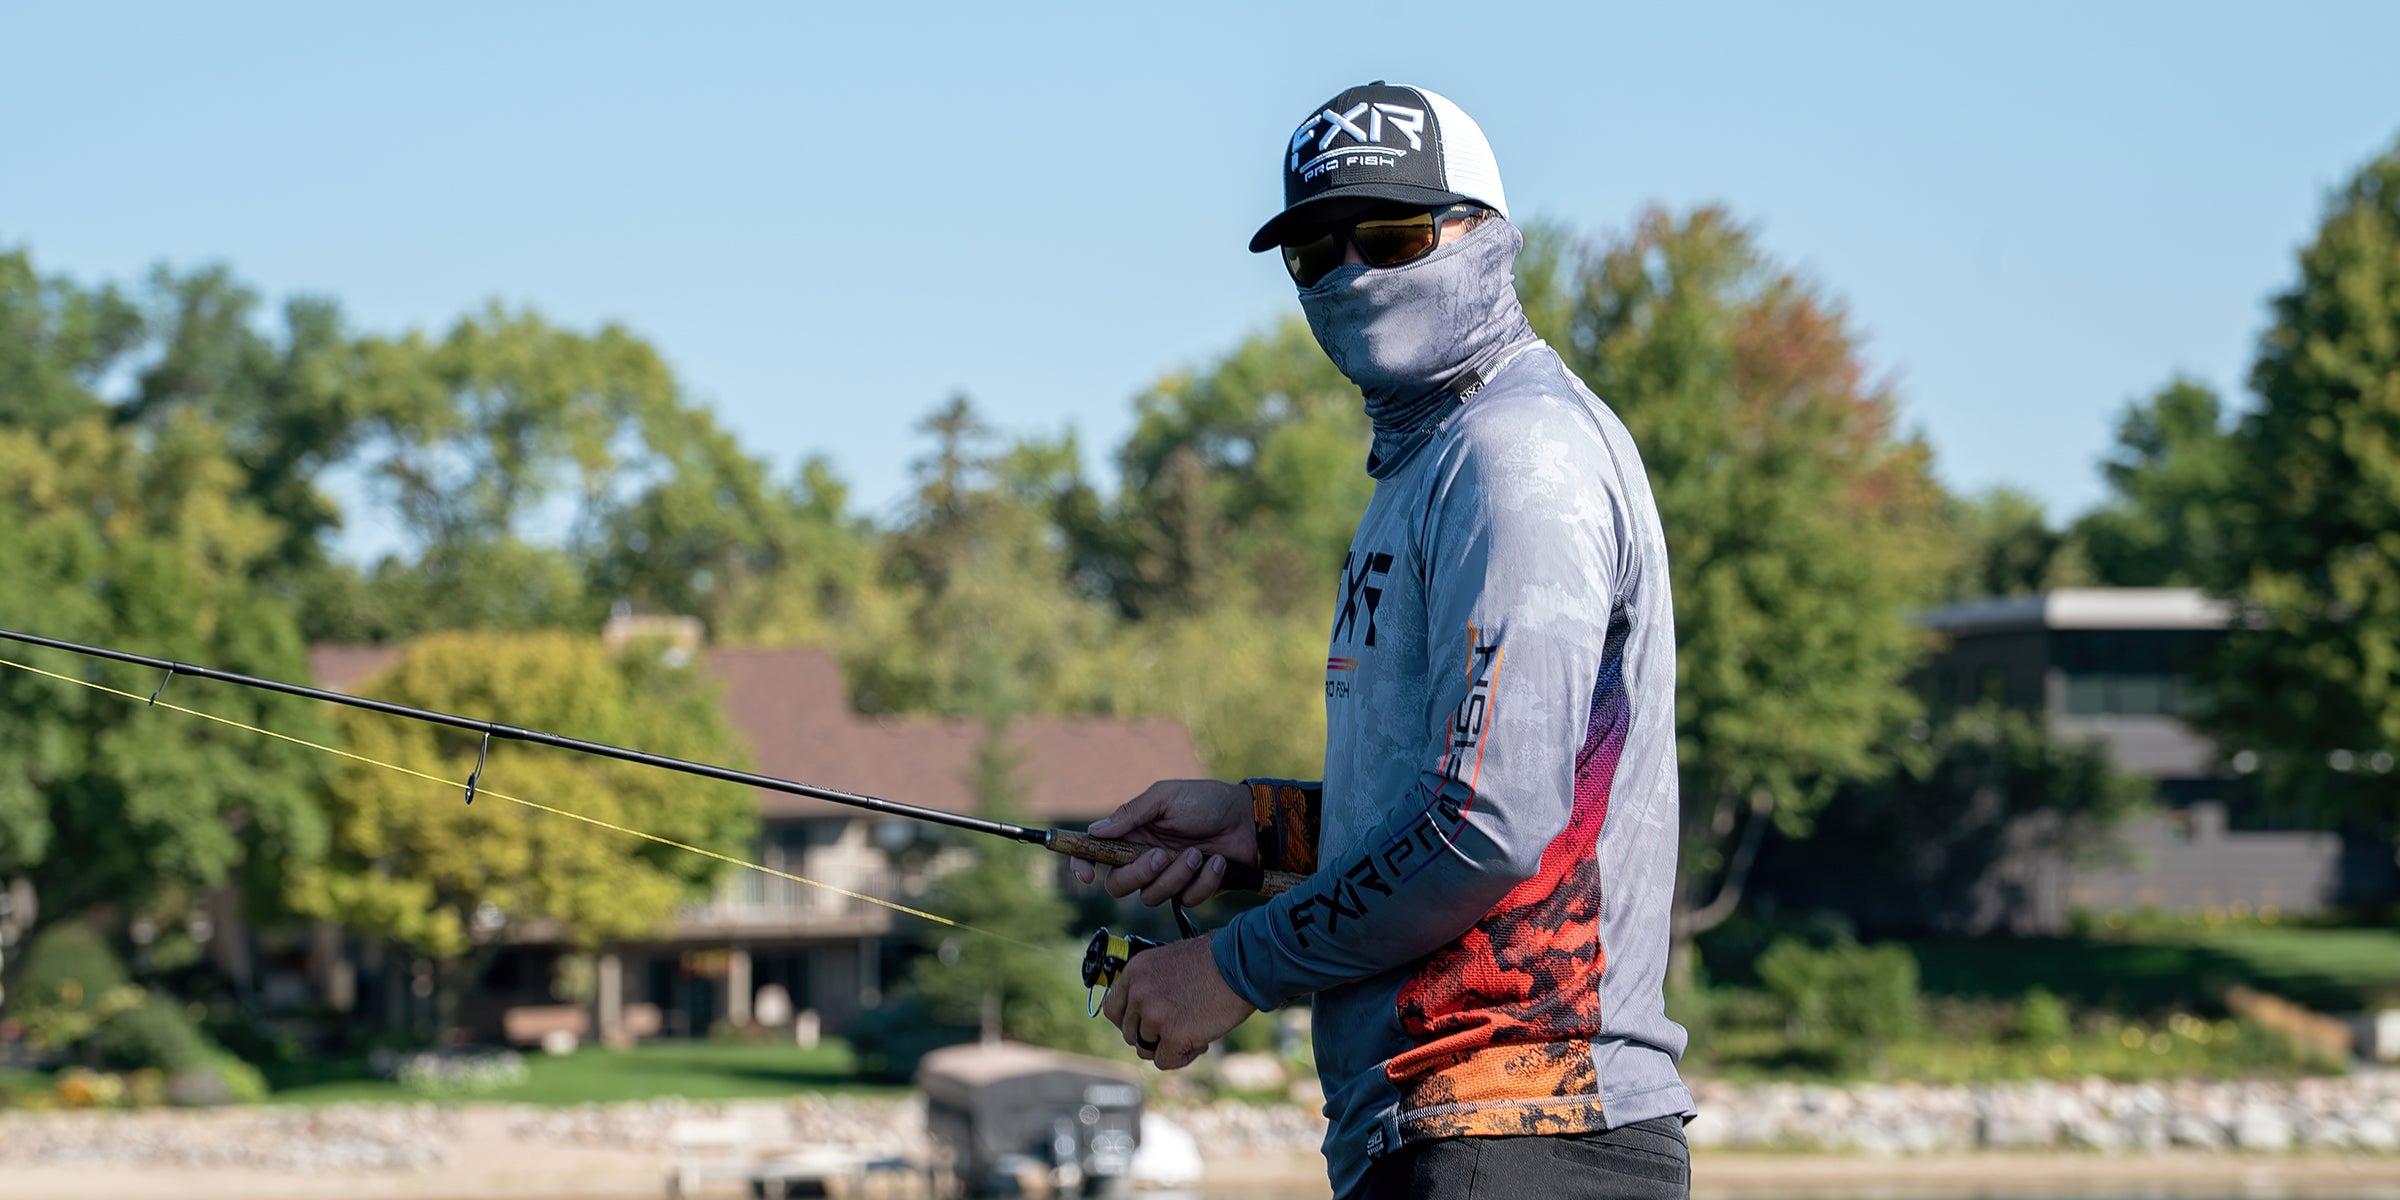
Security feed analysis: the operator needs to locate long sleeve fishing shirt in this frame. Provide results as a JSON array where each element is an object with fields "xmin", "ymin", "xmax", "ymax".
[{"xmin": 1210, "ymin": 312, "xmax": 1695, "ymax": 1198}]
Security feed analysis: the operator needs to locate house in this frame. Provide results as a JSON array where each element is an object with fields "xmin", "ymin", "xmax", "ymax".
[
  {"xmin": 1900, "ymin": 588, "xmax": 2393, "ymax": 931},
  {"xmin": 1915, "ymin": 588, "xmax": 2230, "ymax": 804},
  {"xmin": 284, "ymin": 617, "xmax": 1208, "ymax": 1045}
]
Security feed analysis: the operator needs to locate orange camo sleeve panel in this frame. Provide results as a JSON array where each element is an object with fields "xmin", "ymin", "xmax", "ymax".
[
  {"xmin": 1385, "ymin": 615, "xmax": 1634, "ymax": 1143},
  {"xmin": 1250, "ymin": 781, "xmax": 1322, "ymax": 875}
]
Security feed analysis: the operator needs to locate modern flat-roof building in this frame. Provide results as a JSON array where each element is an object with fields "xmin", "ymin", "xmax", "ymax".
[
  {"xmin": 1915, "ymin": 588, "xmax": 2232, "ymax": 807},
  {"xmin": 1897, "ymin": 588, "xmax": 2392, "ymax": 930}
]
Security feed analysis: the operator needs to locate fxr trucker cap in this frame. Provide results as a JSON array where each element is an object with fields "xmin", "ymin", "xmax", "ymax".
[{"xmin": 1248, "ymin": 81, "xmax": 1511, "ymax": 252}]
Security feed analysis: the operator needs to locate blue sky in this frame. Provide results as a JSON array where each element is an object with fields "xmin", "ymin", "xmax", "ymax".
[{"xmin": 7, "ymin": 2, "xmax": 2396, "ymax": 554}]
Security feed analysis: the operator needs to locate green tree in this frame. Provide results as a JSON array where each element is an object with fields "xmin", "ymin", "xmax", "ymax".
[
  {"xmin": 1939, "ymin": 487, "xmax": 2092, "ymax": 601},
  {"xmin": 854, "ymin": 395, "xmax": 1123, "ymax": 718},
  {"xmin": 1104, "ymin": 319, "xmax": 1371, "ymax": 618},
  {"xmin": 1775, "ymin": 703, "xmax": 2152, "ymax": 932},
  {"xmin": 0, "ymin": 415, "xmax": 331, "ymax": 932},
  {"xmin": 1755, "ymin": 936, "xmax": 1921, "ymax": 1073},
  {"xmin": 1528, "ymin": 207, "xmax": 1955, "ymax": 970},
  {"xmin": 2073, "ymin": 378, "xmax": 2239, "ymax": 588},
  {"xmin": 0, "ymin": 246, "xmax": 139, "ymax": 431},
  {"xmin": 1040, "ymin": 322, "xmax": 1376, "ymax": 778},
  {"xmin": 289, "ymin": 631, "xmax": 755, "ymax": 1021},
  {"xmin": 582, "ymin": 412, "xmax": 876, "ymax": 645},
  {"xmin": 2210, "ymin": 138, "xmax": 2400, "ymax": 832},
  {"xmin": 346, "ymin": 304, "xmax": 678, "ymax": 547},
  {"xmin": 330, "ymin": 304, "xmax": 718, "ymax": 636},
  {"xmin": 896, "ymin": 730, "xmax": 1108, "ymax": 1054},
  {"xmin": 1108, "ymin": 596, "xmax": 1333, "ymax": 780},
  {"xmin": 117, "ymin": 264, "xmax": 363, "ymax": 581}
]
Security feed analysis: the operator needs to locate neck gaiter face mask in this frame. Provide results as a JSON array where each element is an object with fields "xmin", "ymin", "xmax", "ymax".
[{"xmin": 1296, "ymin": 217, "xmax": 1537, "ymax": 474}]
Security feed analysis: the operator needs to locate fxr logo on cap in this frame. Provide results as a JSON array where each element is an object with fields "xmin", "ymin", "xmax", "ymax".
[
  {"xmin": 1249, "ymin": 81, "xmax": 1508, "ymax": 253},
  {"xmin": 1289, "ymin": 101, "xmax": 1427, "ymax": 183}
]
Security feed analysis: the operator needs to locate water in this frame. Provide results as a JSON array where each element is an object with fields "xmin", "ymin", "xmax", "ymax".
[
  {"xmin": 1162, "ymin": 1189, "xmax": 2400, "ymax": 1200},
  {"xmin": 950, "ymin": 1192, "xmax": 2393, "ymax": 1200},
  {"xmin": 1188, "ymin": 1192, "xmax": 2400, "ymax": 1200}
]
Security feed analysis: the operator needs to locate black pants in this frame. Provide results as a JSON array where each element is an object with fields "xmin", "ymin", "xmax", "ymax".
[{"xmin": 1351, "ymin": 1116, "xmax": 1690, "ymax": 1200}]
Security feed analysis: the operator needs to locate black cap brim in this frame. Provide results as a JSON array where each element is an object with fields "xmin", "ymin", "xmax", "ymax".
[{"xmin": 1247, "ymin": 183, "xmax": 1470, "ymax": 253}]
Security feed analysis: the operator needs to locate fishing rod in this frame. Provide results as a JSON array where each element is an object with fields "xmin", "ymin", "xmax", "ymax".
[{"xmin": 0, "ymin": 626, "xmax": 1304, "ymax": 904}]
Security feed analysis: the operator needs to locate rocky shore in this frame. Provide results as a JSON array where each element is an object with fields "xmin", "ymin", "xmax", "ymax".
[
  {"xmin": 0, "ymin": 1094, "xmax": 1328, "ymax": 1174},
  {"xmin": 1686, "ymin": 1072, "xmax": 2400, "ymax": 1154},
  {"xmin": 0, "ymin": 1073, "xmax": 2395, "ymax": 1178}
]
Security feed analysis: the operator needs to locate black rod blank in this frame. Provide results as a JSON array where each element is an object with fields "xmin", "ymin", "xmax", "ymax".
[{"xmin": 0, "ymin": 626, "xmax": 1051, "ymax": 845}]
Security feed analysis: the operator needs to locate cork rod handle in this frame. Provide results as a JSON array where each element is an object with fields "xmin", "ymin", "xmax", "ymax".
[{"xmin": 1046, "ymin": 829, "xmax": 1304, "ymax": 897}]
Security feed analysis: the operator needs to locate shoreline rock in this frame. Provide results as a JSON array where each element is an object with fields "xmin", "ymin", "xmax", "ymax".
[
  {"xmin": 1, "ymin": 1071, "xmax": 2394, "ymax": 1173},
  {"xmin": 1681, "ymin": 1071, "xmax": 2400, "ymax": 1154}
]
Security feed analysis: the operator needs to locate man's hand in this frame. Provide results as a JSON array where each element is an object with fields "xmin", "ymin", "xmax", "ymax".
[
  {"xmin": 1072, "ymin": 779, "xmax": 1255, "ymax": 907},
  {"xmin": 1100, "ymin": 931, "xmax": 1256, "ymax": 1071}
]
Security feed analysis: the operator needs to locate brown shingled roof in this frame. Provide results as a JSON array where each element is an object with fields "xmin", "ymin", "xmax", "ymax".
[
  {"xmin": 703, "ymin": 649, "xmax": 1207, "ymax": 823},
  {"xmin": 305, "ymin": 641, "xmax": 1206, "ymax": 825},
  {"xmin": 307, "ymin": 644, "xmax": 403, "ymax": 692}
]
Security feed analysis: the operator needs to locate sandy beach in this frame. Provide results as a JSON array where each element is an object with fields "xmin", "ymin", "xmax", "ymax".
[
  {"xmin": 8, "ymin": 1142, "xmax": 2400, "ymax": 1200},
  {"xmin": 1689, "ymin": 1152, "xmax": 2400, "ymax": 1198}
]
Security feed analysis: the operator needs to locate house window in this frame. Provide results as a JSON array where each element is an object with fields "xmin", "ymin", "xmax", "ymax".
[
  {"xmin": 2062, "ymin": 673, "xmax": 2195, "ymax": 716},
  {"xmin": 2051, "ymin": 630, "xmax": 2215, "ymax": 717}
]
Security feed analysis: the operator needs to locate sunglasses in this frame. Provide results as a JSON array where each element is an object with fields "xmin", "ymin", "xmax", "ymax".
[{"xmin": 1280, "ymin": 202, "xmax": 1490, "ymax": 287}]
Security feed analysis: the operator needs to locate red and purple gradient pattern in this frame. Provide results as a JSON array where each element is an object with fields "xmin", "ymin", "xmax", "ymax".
[{"xmin": 1385, "ymin": 612, "xmax": 1630, "ymax": 1138}]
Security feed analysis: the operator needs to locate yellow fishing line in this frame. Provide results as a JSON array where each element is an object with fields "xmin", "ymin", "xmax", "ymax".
[{"xmin": 0, "ymin": 654, "xmax": 1032, "ymax": 947}]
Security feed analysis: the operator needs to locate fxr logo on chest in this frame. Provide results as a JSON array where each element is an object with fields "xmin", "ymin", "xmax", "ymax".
[{"xmin": 1333, "ymin": 551, "xmax": 1393, "ymax": 648}]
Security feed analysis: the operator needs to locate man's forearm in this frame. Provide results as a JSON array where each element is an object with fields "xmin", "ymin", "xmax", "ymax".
[{"xmin": 1213, "ymin": 772, "xmax": 1560, "ymax": 1010}]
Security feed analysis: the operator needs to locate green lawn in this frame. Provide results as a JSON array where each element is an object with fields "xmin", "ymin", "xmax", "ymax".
[
  {"xmin": 2196, "ymin": 924, "xmax": 2400, "ymax": 1007},
  {"xmin": 262, "ymin": 1040, "xmax": 907, "ymax": 1106},
  {"xmin": 1905, "ymin": 923, "xmax": 2400, "ymax": 1015}
]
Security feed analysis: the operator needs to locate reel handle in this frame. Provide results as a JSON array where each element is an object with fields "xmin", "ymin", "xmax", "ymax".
[{"xmin": 1046, "ymin": 829, "xmax": 1305, "ymax": 897}]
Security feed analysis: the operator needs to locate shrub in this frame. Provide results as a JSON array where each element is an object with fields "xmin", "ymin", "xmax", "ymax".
[
  {"xmin": 12, "ymin": 924, "xmax": 142, "ymax": 1050},
  {"xmin": 125, "ymin": 1068, "xmax": 168, "ymax": 1108},
  {"xmin": 15, "ymin": 924, "xmax": 131, "ymax": 1000},
  {"xmin": 53, "ymin": 1067, "xmax": 123, "ymax": 1108},
  {"xmin": 847, "ymin": 996, "xmax": 974, "ymax": 1081},
  {"xmin": 1695, "ymin": 910, "xmax": 1858, "ymax": 988},
  {"xmin": 203, "ymin": 1055, "xmax": 269, "ymax": 1104},
  {"xmin": 2017, "ymin": 987, "xmax": 2070, "ymax": 1043},
  {"xmin": 1756, "ymin": 937, "xmax": 1921, "ymax": 1071},
  {"xmin": 93, "ymin": 994, "xmax": 214, "ymax": 1073}
]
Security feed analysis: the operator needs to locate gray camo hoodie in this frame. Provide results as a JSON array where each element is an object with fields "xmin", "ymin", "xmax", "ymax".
[{"xmin": 1211, "ymin": 218, "xmax": 1695, "ymax": 1198}]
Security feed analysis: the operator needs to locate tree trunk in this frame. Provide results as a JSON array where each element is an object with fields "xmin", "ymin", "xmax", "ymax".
[
  {"xmin": 1668, "ymin": 786, "xmax": 1774, "ymax": 991},
  {"xmin": 437, "ymin": 944, "xmax": 502, "ymax": 1046}
]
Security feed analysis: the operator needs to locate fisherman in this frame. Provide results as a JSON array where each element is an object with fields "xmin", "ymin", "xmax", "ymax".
[{"xmin": 1073, "ymin": 82, "xmax": 1697, "ymax": 1199}]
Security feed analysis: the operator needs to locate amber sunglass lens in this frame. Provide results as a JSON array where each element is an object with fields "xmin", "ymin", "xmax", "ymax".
[
  {"xmin": 1351, "ymin": 213, "xmax": 1438, "ymax": 267},
  {"xmin": 1282, "ymin": 232, "xmax": 1346, "ymax": 287}
]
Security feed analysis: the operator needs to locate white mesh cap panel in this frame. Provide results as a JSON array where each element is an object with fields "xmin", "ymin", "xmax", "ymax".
[{"xmin": 1412, "ymin": 86, "xmax": 1508, "ymax": 219}]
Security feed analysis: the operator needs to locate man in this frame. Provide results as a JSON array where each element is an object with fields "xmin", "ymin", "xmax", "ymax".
[{"xmin": 1073, "ymin": 82, "xmax": 1694, "ymax": 1199}]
